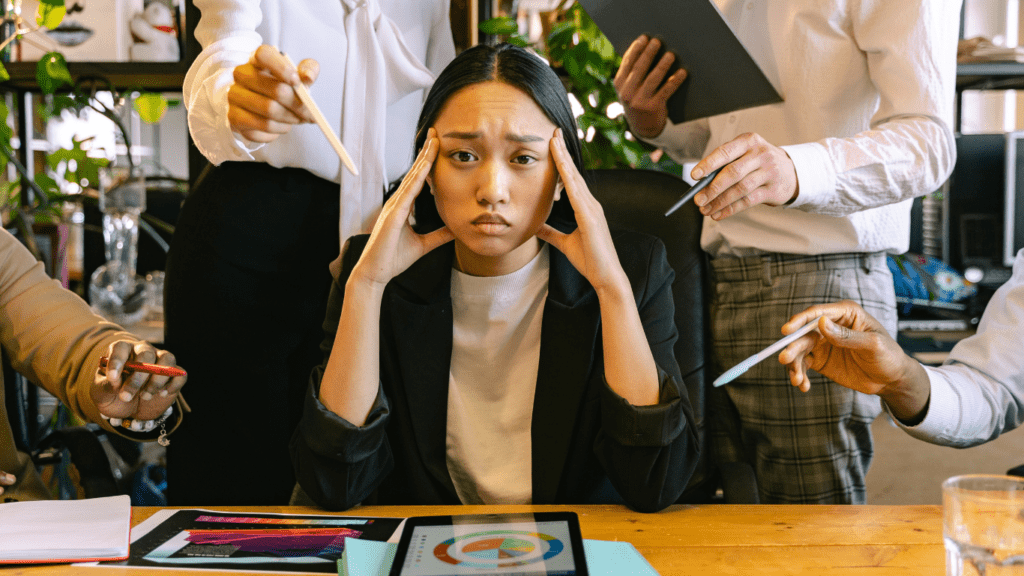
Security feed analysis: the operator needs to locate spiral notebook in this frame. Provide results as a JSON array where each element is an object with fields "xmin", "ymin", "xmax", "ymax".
[{"xmin": 0, "ymin": 495, "xmax": 131, "ymax": 564}]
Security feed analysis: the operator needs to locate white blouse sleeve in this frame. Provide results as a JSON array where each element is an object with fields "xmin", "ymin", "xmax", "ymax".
[{"xmin": 183, "ymin": 0, "xmax": 265, "ymax": 165}]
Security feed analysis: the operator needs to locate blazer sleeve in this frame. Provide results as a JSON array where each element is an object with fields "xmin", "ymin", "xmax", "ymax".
[
  {"xmin": 290, "ymin": 236, "xmax": 395, "ymax": 510},
  {"xmin": 594, "ymin": 235, "xmax": 700, "ymax": 512}
]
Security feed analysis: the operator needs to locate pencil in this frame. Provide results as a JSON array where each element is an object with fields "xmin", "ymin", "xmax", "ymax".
[
  {"xmin": 99, "ymin": 356, "xmax": 187, "ymax": 378},
  {"xmin": 281, "ymin": 53, "xmax": 359, "ymax": 177},
  {"xmin": 664, "ymin": 166, "xmax": 723, "ymax": 217}
]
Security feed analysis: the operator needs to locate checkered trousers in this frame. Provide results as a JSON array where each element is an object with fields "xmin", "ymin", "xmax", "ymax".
[{"xmin": 708, "ymin": 252, "xmax": 897, "ymax": 504}]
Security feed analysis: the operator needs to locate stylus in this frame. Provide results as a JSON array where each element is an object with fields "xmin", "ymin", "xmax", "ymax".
[
  {"xmin": 713, "ymin": 316, "xmax": 824, "ymax": 387},
  {"xmin": 664, "ymin": 166, "xmax": 723, "ymax": 217},
  {"xmin": 281, "ymin": 53, "xmax": 359, "ymax": 177}
]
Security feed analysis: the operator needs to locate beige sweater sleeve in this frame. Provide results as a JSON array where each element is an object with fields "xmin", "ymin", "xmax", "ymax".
[{"xmin": 0, "ymin": 228, "xmax": 140, "ymax": 433}]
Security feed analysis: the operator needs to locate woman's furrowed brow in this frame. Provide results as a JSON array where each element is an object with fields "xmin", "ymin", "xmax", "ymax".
[
  {"xmin": 441, "ymin": 131, "xmax": 544, "ymax": 143},
  {"xmin": 506, "ymin": 133, "xmax": 545, "ymax": 143},
  {"xmin": 442, "ymin": 131, "xmax": 481, "ymax": 140}
]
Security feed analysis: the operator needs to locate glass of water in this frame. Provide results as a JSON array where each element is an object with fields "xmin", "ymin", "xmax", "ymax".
[{"xmin": 943, "ymin": 474, "xmax": 1024, "ymax": 576}]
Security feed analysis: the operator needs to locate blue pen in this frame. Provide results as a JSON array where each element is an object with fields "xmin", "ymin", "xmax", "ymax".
[
  {"xmin": 713, "ymin": 316, "xmax": 825, "ymax": 387},
  {"xmin": 664, "ymin": 167, "xmax": 723, "ymax": 217}
]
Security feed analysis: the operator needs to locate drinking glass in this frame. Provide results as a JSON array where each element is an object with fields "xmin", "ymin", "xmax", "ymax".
[{"xmin": 943, "ymin": 474, "xmax": 1024, "ymax": 575}]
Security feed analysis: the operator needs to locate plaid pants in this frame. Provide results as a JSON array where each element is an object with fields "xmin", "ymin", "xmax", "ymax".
[{"xmin": 709, "ymin": 252, "xmax": 897, "ymax": 504}]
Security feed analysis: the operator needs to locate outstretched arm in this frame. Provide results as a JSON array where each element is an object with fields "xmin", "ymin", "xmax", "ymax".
[{"xmin": 778, "ymin": 301, "xmax": 930, "ymax": 424}]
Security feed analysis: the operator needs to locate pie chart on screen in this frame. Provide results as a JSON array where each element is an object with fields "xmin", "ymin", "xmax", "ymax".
[{"xmin": 434, "ymin": 530, "xmax": 564, "ymax": 568}]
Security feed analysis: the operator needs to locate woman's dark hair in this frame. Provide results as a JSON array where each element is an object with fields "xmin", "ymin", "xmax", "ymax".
[{"xmin": 407, "ymin": 43, "xmax": 582, "ymax": 232}]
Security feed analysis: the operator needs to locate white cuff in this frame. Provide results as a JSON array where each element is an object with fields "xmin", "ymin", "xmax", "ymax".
[
  {"xmin": 781, "ymin": 141, "xmax": 835, "ymax": 210},
  {"xmin": 639, "ymin": 118, "xmax": 709, "ymax": 162},
  {"xmin": 887, "ymin": 365, "xmax": 961, "ymax": 445}
]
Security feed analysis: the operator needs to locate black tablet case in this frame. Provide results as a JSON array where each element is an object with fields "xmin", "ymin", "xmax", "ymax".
[{"xmin": 578, "ymin": 0, "xmax": 783, "ymax": 123}]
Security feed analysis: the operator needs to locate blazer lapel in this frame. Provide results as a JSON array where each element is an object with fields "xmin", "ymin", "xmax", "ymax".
[
  {"xmin": 387, "ymin": 244, "xmax": 459, "ymax": 500},
  {"xmin": 531, "ymin": 246, "xmax": 601, "ymax": 503}
]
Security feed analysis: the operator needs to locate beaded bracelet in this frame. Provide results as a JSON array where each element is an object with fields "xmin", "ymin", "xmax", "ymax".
[{"xmin": 101, "ymin": 406, "xmax": 174, "ymax": 445}]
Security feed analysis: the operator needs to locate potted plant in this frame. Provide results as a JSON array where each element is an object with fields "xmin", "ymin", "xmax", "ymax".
[
  {"xmin": 0, "ymin": 0, "xmax": 172, "ymax": 279},
  {"xmin": 480, "ymin": 1, "xmax": 682, "ymax": 175}
]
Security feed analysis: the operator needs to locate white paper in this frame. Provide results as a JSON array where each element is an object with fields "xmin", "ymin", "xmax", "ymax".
[{"xmin": 0, "ymin": 494, "xmax": 131, "ymax": 561}]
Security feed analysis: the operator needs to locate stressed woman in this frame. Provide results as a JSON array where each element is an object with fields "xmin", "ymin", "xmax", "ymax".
[{"xmin": 290, "ymin": 44, "xmax": 698, "ymax": 512}]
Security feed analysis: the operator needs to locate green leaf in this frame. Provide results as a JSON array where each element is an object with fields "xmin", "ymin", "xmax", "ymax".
[
  {"xmin": 50, "ymin": 94, "xmax": 79, "ymax": 114},
  {"xmin": 134, "ymin": 92, "xmax": 168, "ymax": 123},
  {"xmin": 506, "ymin": 35, "xmax": 530, "ymax": 48},
  {"xmin": 36, "ymin": 3, "xmax": 66, "ymax": 30},
  {"xmin": 591, "ymin": 34, "xmax": 617, "ymax": 62},
  {"xmin": 34, "ymin": 172, "xmax": 60, "ymax": 197},
  {"xmin": 36, "ymin": 52, "xmax": 72, "ymax": 95},
  {"xmin": 620, "ymin": 141, "xmax": 645, "ymax": 167},
  {"xmin": 602, "ymin": 128, "xmax": 623, "ymax": 148},
  {"xmin": 0, "ymin": 181, "xmax": 17, "ymax": 205},
  {"xmin": 0, "ymin": 62, "xmax": 9, "ymax": 83},
  {"xmin": 547, "ymin": 22, "xmax": 576, "ymax": 51},
  {"xmin": 0, "ymin": 100, "xmax": 10, "ymax": 142},
  {"xmin": 479, "ymin": 16, "xmax": 520, "ymax": 36}
]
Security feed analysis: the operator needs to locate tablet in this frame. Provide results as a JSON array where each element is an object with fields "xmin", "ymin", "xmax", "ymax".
[
  {"xmin": 577, "ymin": 0, "xmax": 782, "ymax": 123},
  {"xmin": 389, "ymin": 512, "xmax": 588, "ymax": 576}
]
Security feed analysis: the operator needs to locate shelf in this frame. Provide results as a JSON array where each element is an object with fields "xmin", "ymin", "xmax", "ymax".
[
  {"xmin": 0, "ymin": 61, "xmax": 188, "ymax": 93},
  {"xmin": 957, "ymin": 61, "xmax": 1024, "ymax": 91}
]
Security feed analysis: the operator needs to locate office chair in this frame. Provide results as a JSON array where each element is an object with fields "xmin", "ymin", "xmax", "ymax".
[{"xmin": 587, "ymin": 168, "xmax": 759, "ymax": 504}]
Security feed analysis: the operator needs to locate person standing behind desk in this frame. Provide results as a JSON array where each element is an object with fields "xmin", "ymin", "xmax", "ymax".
[
  {"xmin": 613, "ymin": 0, "xmax": 960, "ymax": 503},
  {"xmin": 165, "ymin": 0, "xmax": 455, "ymax": 505}
]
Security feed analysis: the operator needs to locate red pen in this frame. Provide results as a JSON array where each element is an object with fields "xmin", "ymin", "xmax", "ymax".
[{"xmin": 99, "ymin": 356, "xmax": 187, "ymax": 378}]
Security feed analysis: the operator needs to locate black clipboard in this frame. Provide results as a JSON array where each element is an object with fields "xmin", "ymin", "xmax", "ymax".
[{"xmin": 578, "ymin": 0, "xmax": 783, "ymax": 123}]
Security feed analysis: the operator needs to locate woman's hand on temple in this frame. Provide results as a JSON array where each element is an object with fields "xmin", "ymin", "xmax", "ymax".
[
  {"xmin": 350, "ymin": 128, "xmax": 455, "ymax": 289},
  {"xmin": 228, "ymin": 44, "xmax": 318, "ymax": 143},
  {"xmin": 92, "ymin": 341, "xmax": 186, "ymax": 422},
  {"xmin": 537, "ymin": 128, "xmax": 629, "ymax": 294}
]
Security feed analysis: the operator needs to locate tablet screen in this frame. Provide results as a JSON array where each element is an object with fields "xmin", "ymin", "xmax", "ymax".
[{"xmin": 396, "ymin": 518, "xmax": 580, "ymax": 576}]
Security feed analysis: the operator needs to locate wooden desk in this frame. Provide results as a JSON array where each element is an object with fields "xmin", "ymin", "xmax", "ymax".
[{"xmin": 7, "ymin": 504, "xmax": 944, "ymax": 576}]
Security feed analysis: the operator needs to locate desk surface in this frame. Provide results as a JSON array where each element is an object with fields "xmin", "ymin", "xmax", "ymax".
[{"xmin": 8, "ymin": 504, "xmax": 944, "ymax": 576}]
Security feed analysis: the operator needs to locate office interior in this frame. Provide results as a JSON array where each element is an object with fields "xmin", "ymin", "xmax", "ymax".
[{"xmin": 2, "ymin": 0, "xmax": 1023, "ymax": 507}]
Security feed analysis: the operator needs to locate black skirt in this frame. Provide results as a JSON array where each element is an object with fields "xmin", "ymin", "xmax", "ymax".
[{"xmin": 164, "ymin": 161, "xmax": 341, "ymax": 505}]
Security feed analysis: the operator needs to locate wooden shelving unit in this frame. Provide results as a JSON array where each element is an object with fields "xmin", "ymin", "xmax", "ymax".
[{"xmin": 0, "ymin": 61, "xmax": 188, "ymax": 93}]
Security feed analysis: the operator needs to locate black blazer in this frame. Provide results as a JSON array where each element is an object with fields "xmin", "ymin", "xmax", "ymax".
[{"xmin": 290, "ymin": 230, "xmax": 700, "ymax": 512}]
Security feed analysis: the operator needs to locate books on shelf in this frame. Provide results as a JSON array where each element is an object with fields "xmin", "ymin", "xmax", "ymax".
[{"xmin": 0, "ymin": 495, "xmax": 131, "ymax": 564}]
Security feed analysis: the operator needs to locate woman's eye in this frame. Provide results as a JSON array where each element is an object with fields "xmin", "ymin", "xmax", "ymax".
[
  {"xmin": 452, "ymin": 151, "xmax": 476, "ymax": 162},
  {"xmin": 512, "ymin": 155, "xmax": 536, "ymax": 165}
]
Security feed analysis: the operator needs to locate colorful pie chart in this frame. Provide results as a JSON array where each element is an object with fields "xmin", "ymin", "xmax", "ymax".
[{"xmin": 434, "ymin": 530, "xmax": 564, "ymax": 568}]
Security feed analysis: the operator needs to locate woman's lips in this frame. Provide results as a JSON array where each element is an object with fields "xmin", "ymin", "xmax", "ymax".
[{"xmin": 472, "ymin": 213, "xmax": 510, "ymax": 234}]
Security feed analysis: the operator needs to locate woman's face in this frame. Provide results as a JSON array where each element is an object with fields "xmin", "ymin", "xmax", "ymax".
[{"xmin": 428, "ymin": 81, "xmax": 560, "ymax": 277}]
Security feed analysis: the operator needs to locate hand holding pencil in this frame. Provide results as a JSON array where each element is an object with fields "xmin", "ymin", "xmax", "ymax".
[
  {"xmin": 93, "ymin": 341, "xmax": 187, "ymax": 422},
  {"xmin": 227, "ymin": 45, "xmax": 321, "ymax": 145}
]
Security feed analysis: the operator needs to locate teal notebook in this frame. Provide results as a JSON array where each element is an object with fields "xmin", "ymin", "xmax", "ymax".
[{"xmin": 338, "ymin": 538, "xmax": 659, "ymax": 576}]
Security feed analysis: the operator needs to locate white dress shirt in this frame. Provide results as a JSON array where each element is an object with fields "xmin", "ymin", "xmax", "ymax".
[
  {"xmin": 183, "ymin": 0, "xmax": 455, "ymax": 242},
  {"xmin": 446, "ymin": 246, "xmax": 549, "ymax": 505},
  {"xmin": 646, "ymin": 0, "xmax": 960, "ymax": 258},
  {"xmin": 893, "ymin": 249, "xmax": 1024, "ymax": 447}
]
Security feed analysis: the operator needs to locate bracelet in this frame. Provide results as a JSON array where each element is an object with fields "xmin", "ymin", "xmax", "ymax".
[{"xmin": 101, "ymin": 406, "xmax": 174, "ymax": 437}]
